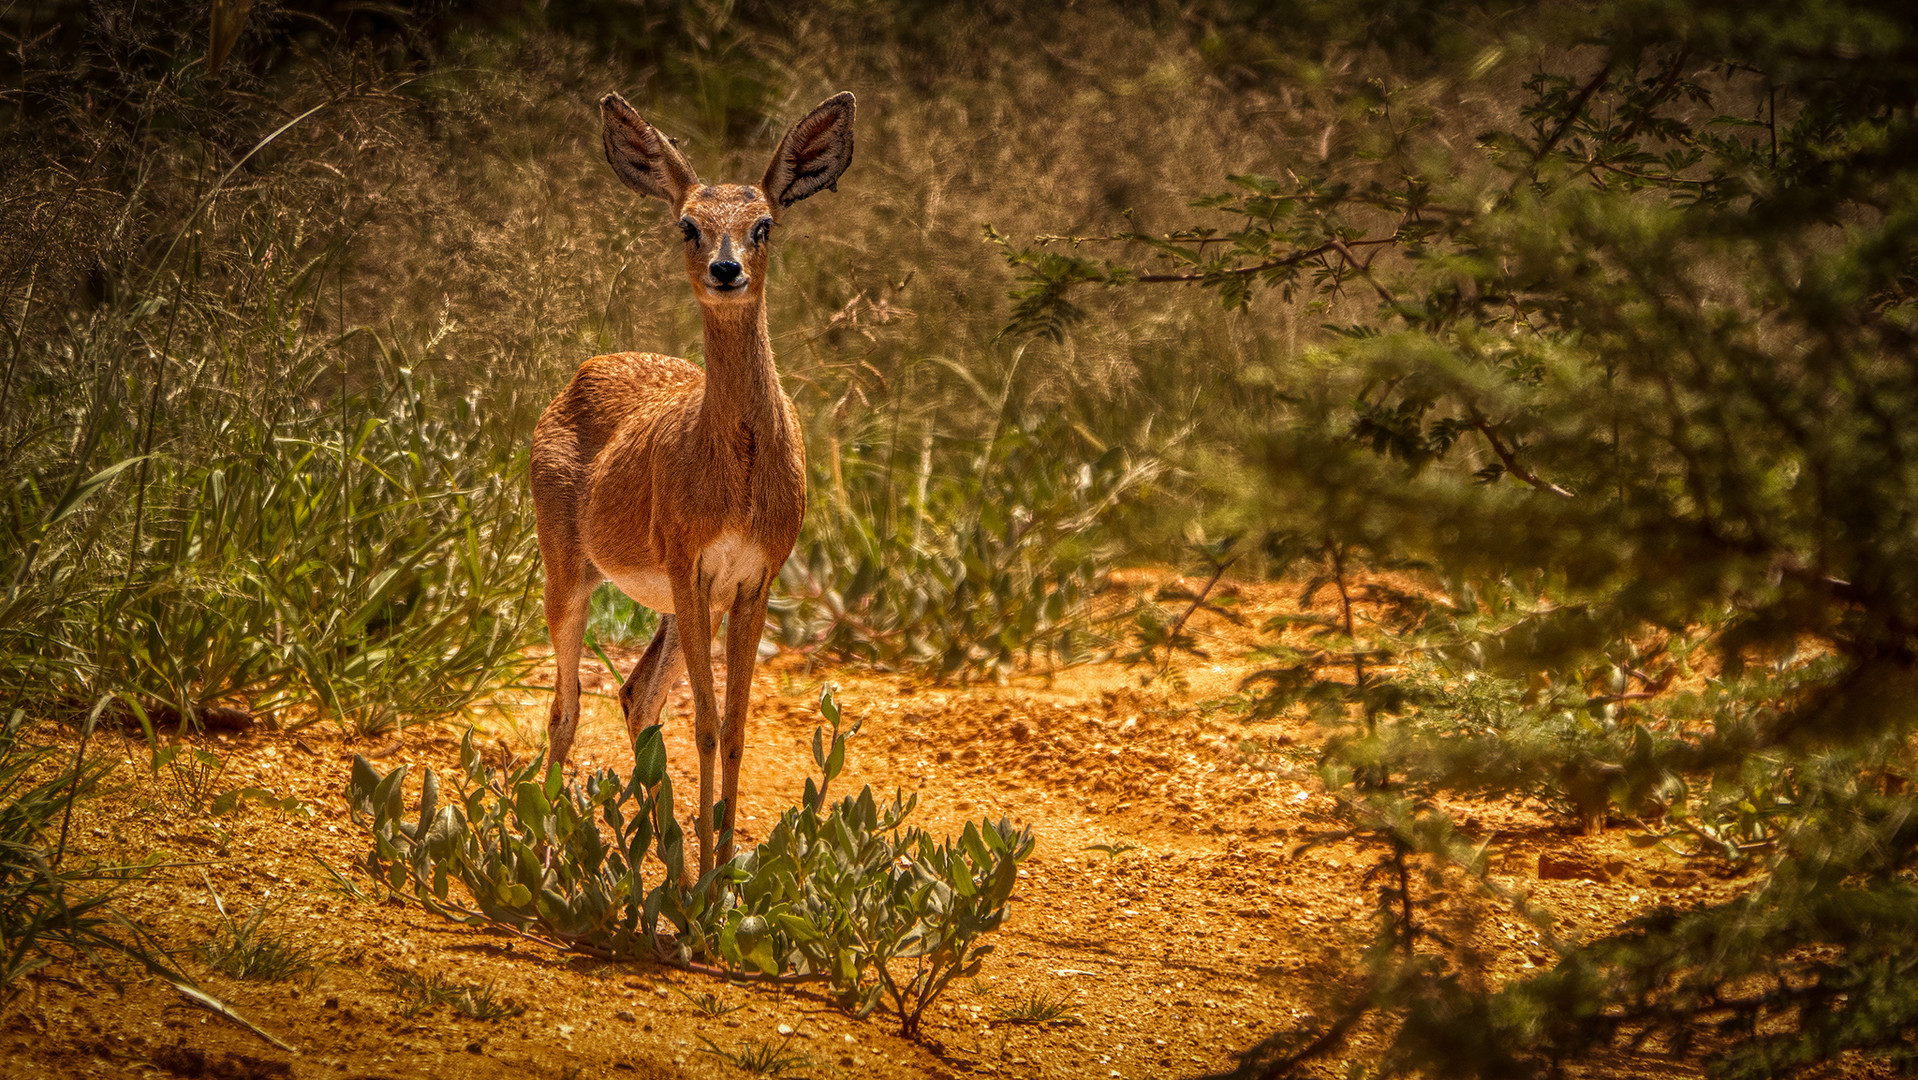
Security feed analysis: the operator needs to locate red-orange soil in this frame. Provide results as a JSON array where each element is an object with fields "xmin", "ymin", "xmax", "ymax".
[{"xmin": 1, "ymin": 572, "xmax": 1744, "ymax": 1079}]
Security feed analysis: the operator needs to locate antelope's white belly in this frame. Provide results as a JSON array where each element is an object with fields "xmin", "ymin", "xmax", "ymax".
[{"xmin": 607, "ymin": 531, "xmax": 768, "ymax": 614}]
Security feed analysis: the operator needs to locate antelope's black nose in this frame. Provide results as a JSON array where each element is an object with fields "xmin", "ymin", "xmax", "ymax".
[{"xmin": 710, "ymin": 260, "xmax": 743, "ymax": 285}]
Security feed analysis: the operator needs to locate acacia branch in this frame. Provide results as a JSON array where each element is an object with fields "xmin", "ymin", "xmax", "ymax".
[
  {"xmin": 1611, "ymin": 48, "xmax": 1691, "ymax": 148},
  {"xmin": 1473, "ymin": 419, "xmax": 1575, "ymax": 498},
  {"xmin": 1133, "ymin": 241, "xmax": 1337, "ymax": 283},
  {"xmin": 1036, "ymin": 232, "xmax": 1229, "ymax": 246},
  {"xmin": 1130, "ymin": 237, "xmax": 1399, "ymax": 283},
  {"xmin": 1327, "ymin": 238, "xmax": 1398, "ymax": 307},
  {"xmin": 1157, "ymin": 554, "xmax": 1242, "ymax": 676},
  {"xmin": 1591, "ymin": 162, "xmax": 1711, "ymax": 187},
  {"xmin": 1532, "ymin": 62, "xmax": 1616, "ymax": 166}
]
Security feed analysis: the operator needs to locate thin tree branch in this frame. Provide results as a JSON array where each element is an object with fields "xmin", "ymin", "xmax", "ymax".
[
  {"xmin": 1158, "ymin": 554, "xmax": 1242, "ymax": 676},
  {"xmin": 1591, "ymin": 162, "xmax": 1711, "ymax": 187},
  {"xmin": 1473, "ymin": 419, "xmax": 1575, "ymax": 498},
  {"xmin": 1327, "ymin": 238, "xmax": 1398, "ymax": 307},
  {"xmin": 1133, "ymin": 242, "xmax": 1339, "ymax": 283},
  {"xmin": 1532, "ymin": 62, "xmax": 1616, "ymax": 167},
  {"xmin": 1128, "ymin": 237, "xmax": 1400, "ymax": 283},
  {"xmin": 1611, "ymin": 48, "xmax": 1691, "ymax": 148}
]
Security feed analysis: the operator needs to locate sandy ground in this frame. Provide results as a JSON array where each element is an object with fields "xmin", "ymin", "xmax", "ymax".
[{"xmin": 0, "ymin": 571, "xmax": 1743, "ymax": 1079}]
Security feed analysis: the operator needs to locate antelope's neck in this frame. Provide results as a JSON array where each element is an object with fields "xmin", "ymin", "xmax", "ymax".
[{"xmin": 696, "ymin": 300, "xmax": 788, "ymax": 438}]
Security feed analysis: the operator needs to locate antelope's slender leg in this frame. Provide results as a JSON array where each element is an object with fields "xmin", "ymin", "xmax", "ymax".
[
  {"xmin": 619, "ymin": 614, "xmax": 686, "ymax": 745},
  {"xmin": 544, "ymin": 570, "xmax": 602, "ymax": 768},
  {"xmin": 671, "ymin": 567, "xmax": 721, "ymax": 881},
  {"xmin": 718, "ymin": 572, "xmax": 772, "ymax": 866}
]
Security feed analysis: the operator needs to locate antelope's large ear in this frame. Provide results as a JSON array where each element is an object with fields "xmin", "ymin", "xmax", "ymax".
[
  {"xmin": 761, "ymin": 92, "xmax": 855, "ymax": 215},
  {"xmin": 600, "ymin": 92, "xmax": 699, "ymax": 209}
]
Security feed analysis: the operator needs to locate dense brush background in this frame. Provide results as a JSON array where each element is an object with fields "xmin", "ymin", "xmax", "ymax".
[{"xmin": 0, "ymin": 0, "xmax": 1358, "ymax": 726}]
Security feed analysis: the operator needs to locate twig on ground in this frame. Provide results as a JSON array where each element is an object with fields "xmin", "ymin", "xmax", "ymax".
[{"xmin": 171, "ymin": 982, "xmax": 298, "ymax": 1053}]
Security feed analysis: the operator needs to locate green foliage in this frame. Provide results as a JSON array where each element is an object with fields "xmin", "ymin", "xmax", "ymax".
[
  {"xmin": 310, "ymin": 856, "xmax": 376, "ymax": 906},
  {"xmin": 1005, "ymin": 1, "xmax": 1918, "ymax": 1076},
  {"xmin": 0, "ymin": 18, "xmax": 541, "ymax": 733},
  {"xmin": 347, "ymin": 689, "xmax": 1034, "ymax": 1036},
  {"xmin": 143, "ymin": 740, "xmax": 236, "ymax": 817},
  {"xmin": 0, "ymin": 339, "xmax": 540, "ymax": 734},
  {"xmin": 378, "ymin": 967, "xmax": 525, "ymax": 1020},
  {"xmin": 669, "ymin": 985, "xmax": 744, "ymax": 1018},
  {"xmin": 695, "ymin": 1029, "xmax": 816, "ymax": 1077},
  {"xmin": 198, "ymin": 902, "xmax": 324, "ymax": 982},
  {"xmin": 130, "ymin": 709, "xmax": 310, "ymax": 819},
  {"xmin": 0, "ymin": 707, "xmax": 185, "ymax": 1004},
  {"xmin": 587, "ymin": 588, "xmax": 660, "ymax": 648},
  {"xmin": 775, "ymin": 416, "xmax": 1157, "ymax": 679},
  {"xmin": 1120, "ymin": 535, "xmax": 1247, "ymax": 677},
  {"xmin": 992, "ymin": 989, "xmax": 1082, "ymax": 1026}
]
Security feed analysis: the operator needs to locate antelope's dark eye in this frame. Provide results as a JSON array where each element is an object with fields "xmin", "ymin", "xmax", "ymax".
[
  {"xmin": 679, "ymin": 218, "xmax": 701, "ymax": 245},
  {"xmin": 750, "ymin": 218, "xmax": 773, "ymax": 246}
]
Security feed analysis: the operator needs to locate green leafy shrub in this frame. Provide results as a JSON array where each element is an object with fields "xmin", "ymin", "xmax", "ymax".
[
  {"xmin": 774, "ymin": 418, "xmax": 1157, "ymax": 679},
  {"xmin": 347, "ymin": 690, "xmax": 1034, "ymax": 1036},
  {"xmin": 1, "ymin": 346, "xmax": 539, "ymax": 735},
  {"xmin": 1000, "ymin": 1, "xmax": 1918, "ymax": 1075}
]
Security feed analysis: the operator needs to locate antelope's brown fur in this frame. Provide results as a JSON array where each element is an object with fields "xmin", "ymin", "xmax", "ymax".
[{"xmin": 531, "ymin": 89, "xmax": 854, "ymax": 880}]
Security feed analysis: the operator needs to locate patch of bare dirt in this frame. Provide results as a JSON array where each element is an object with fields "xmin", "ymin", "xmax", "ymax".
[{"xmin": 1, "ymin": 570, "xmax": 1748, "ymax": 1079}]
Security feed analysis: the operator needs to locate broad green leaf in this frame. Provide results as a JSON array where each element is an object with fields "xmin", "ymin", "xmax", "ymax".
[
  {"xmin": 773, "ymin": 912, "xmax": 824, "ymax": 944},
  {"xmin": 424, "ymin": 804, "xmax": 464, "ymax": 858},
  {"xmin": 372, "ymin": 765, "xmax": 409, "ymax": 827},
  {"xmin": 347, "ymin": 755, "xmax": 386, "ymax": 824},
  {"xmin": 514, "ymin": 781, "xmax": 550, "ymax": 837},
  {"xmin": 459, "ymin": 729, "xmax": 480, "ymax": 781},
  {"xmin": 824, "ymin": 736, "xmax": 846, "ymax": 784},
  {"xmin": 417, "ymin": 767, "xmax": 439, "ymax": 835},
  {"xmin": 960, "ymin": 822, "xmax": 990, "ymax": 867},
  {"xmin": 633, "ymin": 725, "xmax": 667, "ymax": 788},
  {"xmin": 746, "ymin": 935, "xmax": 780, "ymax": 975}
]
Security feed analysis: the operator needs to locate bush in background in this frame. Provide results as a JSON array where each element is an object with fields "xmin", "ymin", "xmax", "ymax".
[
  {"xmin": 0, "ymin": 0, "xmax": 1313, "ymax": 713},
  {"xmin": 0, "ymin": 3, "xmax": 542, "ymax": 733},
  {"xmin": 1001, "ymin": 0, "xmax": 1918, "ymax": 1074}
]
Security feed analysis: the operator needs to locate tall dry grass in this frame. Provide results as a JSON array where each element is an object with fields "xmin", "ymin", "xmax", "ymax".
[
  {"xmin": 0, "ymin": 0, "xmax": 1420, "ymax": 707},
  {"xmin": 1, "ymin": 8, "xmax": 542, "ymax": 731}
]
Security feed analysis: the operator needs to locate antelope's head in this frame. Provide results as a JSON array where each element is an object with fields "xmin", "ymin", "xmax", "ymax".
[{"xmin": 600, "ymin": 91, "xmax": 856, "ymax": 306}]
